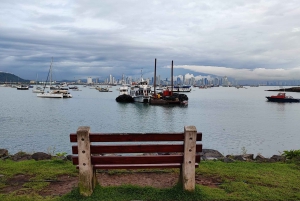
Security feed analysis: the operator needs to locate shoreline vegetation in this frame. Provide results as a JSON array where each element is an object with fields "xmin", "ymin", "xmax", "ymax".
[{"xmin": 0, "ymin": 148, "xmax": 299, "ymax": 200}]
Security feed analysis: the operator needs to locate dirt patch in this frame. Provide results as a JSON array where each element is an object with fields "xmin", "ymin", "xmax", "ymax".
[
  {"xmin": 195, "ymin": 175, "xmax": 222, "ymax": 188},
  {"xmin": 98, "ymin": 172, "xmax": 179, "ymax": 188},
  {"xmin": 0, "ymin": 174, "xmax": 32, "ymax": 194},
  {"xmin": 1, "ymin": 172, "xmax": 221, "ymax": 197}
]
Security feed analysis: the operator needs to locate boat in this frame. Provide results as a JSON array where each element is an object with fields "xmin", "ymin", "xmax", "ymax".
[
  {"xmin": 69, "ymin": 86, "xmax": 78, "ymax": 90},
  {"xmin": 17, "ymin": 85, "xmax": 29, "ymax": 90},
  {"xmin": 32, "ymin": 86, "xmax": 44, "ymax": 93},
  {"xmin": 172, "ymin": 85, "xmax": 192, "ymax": 92},
  {"xmin": 51, "ymin": 89, "xmax": 73, "ymax": 98},
  {"xmin": 130, "ymin": 71, "xmax": 151, "ymax": 103},
  {"xmin": 97, "ymin": 86, "xmax": 112, "ymax": 92},
  {"xmin": 266, "ymin": 92, "xmax": 300, "ymax": 102},
  {"xmin": 150, "ymin": 59, "xmax": 188, "ymax": 106},
  {"xmin": 32, "ymin": 74, "xmax": 44, "ymax": 93},
  {"xmin": 116, "ymin": 78, "xmax": 134, "ymax": 102},
  {"xmin": 118, "ymin": 84, "xmax": 130, "ymax": 95},
  {"xmin": 37, "ymin": 58, "xmax": 68, "ymax": 98}
]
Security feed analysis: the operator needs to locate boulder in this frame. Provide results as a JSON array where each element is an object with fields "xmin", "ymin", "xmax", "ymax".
[
  {"xmin": 270, "ymin": 155, "xmax": 286, "ymax": 162},
  {"xmin": 202, "ymin": 149, "xmax": 224, "ymax": 161},
  {"xmin": 0, "ymin": 149, "xmax": 8, "ymax": 158},
  {"xmin": 12, "ymin": 152, "xmax": 32, "ymax": 161},
  {"xmin": 31, "ymin": 152, "xmax": 51, "ymax": 161},
  {"xmin": 66, "ymin": 155, "xmax": 73, "ymax": 161},
  {"xmin": 243, "ymin": 154, "xmax": 254, "ymax": 160},
  {"xmin": 224, "ymin": 157, "xmax": 235, "ymax": 163},
  {"xmin": 231, "ymin": 155, "xmax": 247, "ymax": 161},
  {"xmin": 255, "ymin": 154, "xmax": 268, "ymax": 162},
  {"xmin": 226, "ymin": 154, "xmax": 254, "ymax": 161}
]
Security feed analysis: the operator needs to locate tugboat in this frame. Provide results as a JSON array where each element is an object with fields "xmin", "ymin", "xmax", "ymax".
[
  {"xmin": 150, "ymin": 59, "xmax": 188, "ymax": 106},
  {"xmin": 115, "ymin": 84, "xmax": 134, "ymax": 103},
  {"xmin": 266, "ymin": 92, "xmax": 300, "ymax": 102}
]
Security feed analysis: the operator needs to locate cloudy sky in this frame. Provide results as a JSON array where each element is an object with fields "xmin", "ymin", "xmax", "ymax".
[{"xmin": 1, "ymin": 0, "xmax": 300, "ymax": 81}]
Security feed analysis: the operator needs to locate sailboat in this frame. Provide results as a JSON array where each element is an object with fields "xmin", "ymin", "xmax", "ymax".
[
  {"xmin": 32, "ymin": 73, "xmax": 44, "ymax": 93},
  {"xmin": 37, "ymin": 58, "xmax": 63, "ymax": 98}
]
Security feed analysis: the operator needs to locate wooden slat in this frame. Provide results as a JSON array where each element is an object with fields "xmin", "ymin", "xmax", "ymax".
[
  {"xmin": 72, "ymin": 144, "xmax": 202, "ymax": 154},
  {"xmin": 70, "ymin": 133, "xmax": 202, "ymax": 142},
  {"xmin": 72, "ymin": 144, "xmax": 182, "ymax": 154},
  {"xmin": 72, "ymin": 154, "xmax": 201, "ymax": 165},
  {"xmin": 94, "ymin": 164, "xmax": 183, "ymax": 169},
  {"xmin": 76, "ymin": 163, "xmax": 199, "ymax": 169}
]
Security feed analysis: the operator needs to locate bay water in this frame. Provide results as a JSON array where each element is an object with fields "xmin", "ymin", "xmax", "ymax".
[{"xmin": 1, "ymin": 85, "xmax": 299, "ymax": 157}]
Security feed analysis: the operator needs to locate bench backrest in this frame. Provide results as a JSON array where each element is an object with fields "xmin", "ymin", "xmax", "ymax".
[{"xmin": 70, "ymin": 126, "xmax": 202, "ymax": 169}]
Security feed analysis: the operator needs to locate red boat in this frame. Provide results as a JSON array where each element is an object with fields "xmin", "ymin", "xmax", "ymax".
[{"xmin": 266, "ymin": 92, "xmax": 300, "ymax": 102}]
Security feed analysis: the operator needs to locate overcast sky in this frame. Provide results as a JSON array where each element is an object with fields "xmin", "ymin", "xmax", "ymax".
[{"xmin": 1, "ymin": 0, "xmax": 300, "ymax": 81}]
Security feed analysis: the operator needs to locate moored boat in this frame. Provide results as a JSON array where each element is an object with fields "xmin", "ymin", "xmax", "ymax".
[
  {"xmin": 116, "ymin": 84, "xmax": 134, "ymax": 103},
  {"xmin": 130, "ymin": 78, "xmax": 151, "ymax": 103},
  {"xmin": 17, "ymin": 85, "xmax": 29, "ymax": 90},
  {"xmin": 172, "ymin": 85, "xmax": 192, "ymax": 92},
  {"xmin": 266, "ymin": 93, "xmax": 300, "ymax": 102},
  {"xmin": 37, "ymin": 58, "xmax": 72, "ymax": 98},
  {"xmin": 32, "ymin": 86, "xmax": 44, "ymax": 93}
]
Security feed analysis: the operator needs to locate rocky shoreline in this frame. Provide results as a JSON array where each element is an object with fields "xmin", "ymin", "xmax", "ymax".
[
  {"xmin": 265, "ymin": 86, "xmax": 300, "ymax": 92},
  {"xmin": 0, "ymin": 148, "xmax": 286, "ymax": 163}
]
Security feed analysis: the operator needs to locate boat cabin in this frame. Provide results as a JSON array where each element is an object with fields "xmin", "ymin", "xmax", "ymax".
[{"xmin": 271, "ymin": 93, "xmax": 286, "ymax": 99}]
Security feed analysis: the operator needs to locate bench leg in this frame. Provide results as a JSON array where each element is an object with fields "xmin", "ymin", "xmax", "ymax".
[
  {"xmin": 182, "ymin": 126, "xmax": 197, "ymax": 191},
  {"xmin": 77, "ymin": 126, "xmax": 96, "ymax": 196}
]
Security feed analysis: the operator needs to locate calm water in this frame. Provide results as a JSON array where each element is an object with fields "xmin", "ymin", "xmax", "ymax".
[{"xmin": 0, "ymin": 85, "xmax": 299, "ymax": 157}]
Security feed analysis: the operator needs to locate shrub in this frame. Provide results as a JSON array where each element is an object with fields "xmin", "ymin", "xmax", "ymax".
[{"xmin": 282, "ymin": 149, "xmax": 300, "ymax": 160}]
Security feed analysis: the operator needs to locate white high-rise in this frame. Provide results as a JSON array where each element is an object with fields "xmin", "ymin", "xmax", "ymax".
[{"xmin": 87, "ymin": 77, "xmax": 93, "ymax": 84}]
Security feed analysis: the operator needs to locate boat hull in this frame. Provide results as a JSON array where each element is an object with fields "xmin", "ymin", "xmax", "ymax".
[
  {"xmin": 266, "ymin": 97, "xmax": 300, "ymax": 102},
  {"xmin": 37, "ymin": 93, "xmax": 63, "ymax": 98},
  {"xmin": 133, "ymin": 96, "xmax": 150, "ymax": 103}
]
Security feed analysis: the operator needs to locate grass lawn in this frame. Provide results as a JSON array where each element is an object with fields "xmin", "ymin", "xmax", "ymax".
[{"xmin": 0, "ymin": 158, "xmax": 299, "ymax": 201}]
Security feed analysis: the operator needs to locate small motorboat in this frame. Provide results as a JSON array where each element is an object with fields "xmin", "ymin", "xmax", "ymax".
[{"xmin": 266, "ymin": 93, "xmax": 300, "ymax": 102}]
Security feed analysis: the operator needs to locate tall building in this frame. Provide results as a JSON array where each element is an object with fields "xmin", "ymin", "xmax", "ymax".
[
  {"xmin": 214, "ymin": 77, "xmax": 219, "ymax": 86},
  {"xmin": 87, "ymin": 77, "xmax": 93, "ymax": 84},
  {"xmin": 109, "ymin": 74, "xmax": 112, "ymax": 84}
]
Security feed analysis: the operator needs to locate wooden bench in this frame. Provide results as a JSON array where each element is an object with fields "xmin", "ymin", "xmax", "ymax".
[{"xmin": 70, "ymin": 126, "xmax": 202, "ymax": 196}]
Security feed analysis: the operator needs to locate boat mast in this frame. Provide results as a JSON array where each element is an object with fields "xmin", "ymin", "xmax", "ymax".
[
  {"xmin": 154, "ymin": 58, "xmax": 156, "ymax": 96},
  {"xmin": 171, "ymin": 60, "xmax": 173, "ymax": 95},
  {"xmin": 50, "ymin": 57, "xmax": 53, "ymax": 88}
]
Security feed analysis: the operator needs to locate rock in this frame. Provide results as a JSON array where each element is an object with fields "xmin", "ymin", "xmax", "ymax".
[
  {"xmin": 270, "ymin": 155, "xmax": 286, "ymax": 162},
  {"xmin": 31, "ymin": 152, "xmax": 51, "ymax": 161},
  {"xmin": 232, "ymin": 155, "xmax": 247, "ymax": 161},
  {"xmin": 12, "ymin": 152, "xmax": 32, "ymax": 161},
  {"xmin": 224, "ymin": 157, "xmax": 235, "ymax": 163},
  {"xmin": 202, "ymin": 149, "xmax": 224, "ymax": 161},
  {"xmin": 225, "ymin": 154, "xmax": 254, "ymax": 161},
  {"xmin": 255, "ymin": 154, "xmax": 267, "ymax": 162},
  {"xmin": 0, "ymin": 149, "xmax": 8, "ymax": 158},
  {"xmin": 66, "ymin": 155, "xmax": 73, "ymax": 161},
  {"xmin": 243, "ymin": 154, "xmax": 254, "ymax": 160}
]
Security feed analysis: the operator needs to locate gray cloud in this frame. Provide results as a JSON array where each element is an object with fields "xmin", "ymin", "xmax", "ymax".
[{"xmin": 0, "ymin": 0, "xmax": 300, "ymax": 81}]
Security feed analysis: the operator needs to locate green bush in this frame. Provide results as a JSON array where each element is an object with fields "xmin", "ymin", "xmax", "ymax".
[{"xmin": 282, "ymin": 149, "xmax": 300, "ymax": 160}]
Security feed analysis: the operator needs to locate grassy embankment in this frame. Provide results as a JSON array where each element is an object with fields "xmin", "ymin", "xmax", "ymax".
[{"xmin": 0, "ymin": 157, "xmax": 299, "ymax": 201}]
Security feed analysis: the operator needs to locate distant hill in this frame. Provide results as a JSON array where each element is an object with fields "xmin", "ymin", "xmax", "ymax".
[{"xmin": 0, "ymin": 72, "xmax": 29, "ymax": 83}]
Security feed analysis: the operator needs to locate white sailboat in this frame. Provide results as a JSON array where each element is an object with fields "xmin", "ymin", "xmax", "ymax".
[
  {"xmin": 32, "ymin": 73, "xmax": 44, "ymax": 93},
  {"xmin": 37, "ymin": 58, "xmax": 63, "ymax": 98}
]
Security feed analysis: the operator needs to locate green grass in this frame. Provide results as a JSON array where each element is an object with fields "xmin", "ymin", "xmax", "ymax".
[{"xmin": 0, "ymin": 159, "xmax": 299, "ymax": 201}]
